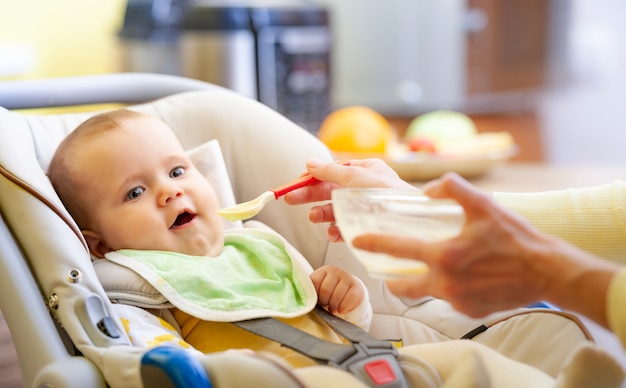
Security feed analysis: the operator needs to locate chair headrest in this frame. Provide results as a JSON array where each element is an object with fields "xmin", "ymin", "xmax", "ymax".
[{"xmin": 0, "ymin": 104, "xmax": 241, "ymax": 308}]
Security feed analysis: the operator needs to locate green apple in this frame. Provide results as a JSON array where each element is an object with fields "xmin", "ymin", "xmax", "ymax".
[{"xmin": 405, "ymin": 110, "xmax": 477, "ymax": 146}]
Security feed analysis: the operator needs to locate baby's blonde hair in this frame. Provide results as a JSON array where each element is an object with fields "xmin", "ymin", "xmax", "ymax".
[{"xmin": 48, "ymin": 109, "xmax": 146, "ymax": 229}]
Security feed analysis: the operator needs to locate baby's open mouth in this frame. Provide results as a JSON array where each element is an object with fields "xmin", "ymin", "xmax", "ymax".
[{"xmin": 170, "ymin": 211, "xmax": 196, "ymax": 229}]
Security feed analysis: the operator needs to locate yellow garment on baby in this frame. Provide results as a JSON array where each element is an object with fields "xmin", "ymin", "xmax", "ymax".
[
  {"xmin": 173, "ymin": 308, "xmax": 348, "ymax": 368},
  {"xmin": 105, "ymin": 228, "xmax": 346, "ymax": 367}
]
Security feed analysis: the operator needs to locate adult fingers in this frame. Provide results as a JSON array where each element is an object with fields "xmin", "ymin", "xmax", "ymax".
[
  {"xmin": 307, "ymin": 158, "xmax": 415, "ymax": 190},
  {"xmin": 283, "ymin": 181, "xmax": 337, "ymax": 205},
  {"xmin": 327, "ymin": 224, "xmax": 344, "ymax": 242},
  {"xmin": 308, "ymin": 203, "xmax": 335, "ymax": 224},
  {"xmin": 305, "ymin": 159, "xmax": 361, "ymax": 186},
  {"xmin": 385, "ymin": 273, "xmax": 522, "ymax": 318},
  {"xmin": 384, "ymin": 274, "xmax": 433, "ymax": 300},
  {"xmin": 423, "ymin": 172, "xmax": 493, "ymax": 217},
  {"xmin": 309, "ymin": 204, "xmax": 344, "ymax": 241},
  {"xmin": 352, "ymin": 234, "xmax": 443, "ymax": 267}
]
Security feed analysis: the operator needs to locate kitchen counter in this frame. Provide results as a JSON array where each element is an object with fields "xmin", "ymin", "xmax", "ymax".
[{"xmin": 411, "ymin": 162, "xmax": 626, "ymax": 193}]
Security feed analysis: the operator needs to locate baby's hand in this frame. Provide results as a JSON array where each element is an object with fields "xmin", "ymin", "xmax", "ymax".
[{"xmin": 310, "ymin": 265, "xmax": 364, "ymax": 315}]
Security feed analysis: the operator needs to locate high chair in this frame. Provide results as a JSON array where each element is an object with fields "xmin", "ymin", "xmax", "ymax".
[{"xmin": 1, "ymin": 73, "xmax": 624, "ymax": 387}]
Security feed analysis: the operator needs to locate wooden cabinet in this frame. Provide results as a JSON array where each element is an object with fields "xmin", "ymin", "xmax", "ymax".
[
  {"xmin": 466, "ymin": 0, "xmax": 550, "ymax": 94},
  {"xmin": 385, "ymin": 1, "xmax": 553, "ymax": 163}
]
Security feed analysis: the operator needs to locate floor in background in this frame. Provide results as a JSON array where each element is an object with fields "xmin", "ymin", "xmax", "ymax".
[{"xmin": 0, "ymin": 311, "xmax": 22, "ymax": 388}]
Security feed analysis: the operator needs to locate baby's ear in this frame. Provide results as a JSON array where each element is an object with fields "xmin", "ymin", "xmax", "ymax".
[{"xmin": 82, "ymin": 230, "xmax": 113, "ymax": 258}]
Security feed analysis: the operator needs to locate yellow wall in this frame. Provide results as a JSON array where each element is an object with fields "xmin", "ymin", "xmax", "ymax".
[{"xmin": 0, "ymin": 0, "xmax": 127, "ymax": 79}]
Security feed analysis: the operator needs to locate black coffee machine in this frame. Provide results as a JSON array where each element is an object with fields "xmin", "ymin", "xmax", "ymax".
[{"xmin": 119, "ymin": 0, "xmax": 332, "ymax": 133}]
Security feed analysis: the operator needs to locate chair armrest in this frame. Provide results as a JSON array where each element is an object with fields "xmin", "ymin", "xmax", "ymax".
[{"xmin": 141, "ymin": 347, "xmax": 213, "ymax": 388}]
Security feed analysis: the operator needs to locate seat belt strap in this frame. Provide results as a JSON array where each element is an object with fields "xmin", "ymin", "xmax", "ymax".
[
  {"xmin": 233, "ymin": 306, "xmax": 408, "ymax": 388},
  {"xmin": 315, "ymin": 305, "xmax": 393, "ymax": 347},
  {"xmin": 233, "ymin": 316, "xmax": 356, "ymax": 364}
]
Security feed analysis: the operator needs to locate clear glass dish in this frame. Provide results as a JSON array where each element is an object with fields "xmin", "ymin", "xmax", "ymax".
[{"xmin": 332, "ymin": 188, "xmax": 465, "ymax": 279}]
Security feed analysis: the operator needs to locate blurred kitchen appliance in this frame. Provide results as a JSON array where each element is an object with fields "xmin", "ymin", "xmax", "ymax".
[
  {"xmin": 119, "ymin": 0, "xmax": 186, "ymax": 76},
  {"xmin": 314, "ymin": 0, "xmax": 567, "ymax": 115},
  {"xmin": 314, "ymin": 0, "xmax": 467, "ymax": 116},
  {"xmin": 119, "ymin": 0, "xmax": 331, "ymax": 133}
]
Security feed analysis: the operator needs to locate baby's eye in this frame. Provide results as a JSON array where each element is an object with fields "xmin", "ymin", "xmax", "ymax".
[
  {"xmin": 126, "ymin": 187, "xmax": 144, "ymax": 201},
  {"xmin": 170, "ymin": 167, "xmax": 185, "ymax": 178}
]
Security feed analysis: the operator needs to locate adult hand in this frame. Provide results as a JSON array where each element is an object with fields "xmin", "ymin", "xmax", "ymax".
[
  {"xmin": 284, "ymin": 158, "xmax": 416, "ymax": 241},
  {"xmin": 352, "ymin": 172, "xmax": 619, "ymax": 325}
]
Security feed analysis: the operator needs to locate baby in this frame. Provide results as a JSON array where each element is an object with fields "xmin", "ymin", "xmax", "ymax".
[
  {"xmin": 48, "ymin": 108, "xmax": 618, "ymax": 387},
  {"xmin": 48, "ymin": 108, "xmax": 372, "ymax": 367}
]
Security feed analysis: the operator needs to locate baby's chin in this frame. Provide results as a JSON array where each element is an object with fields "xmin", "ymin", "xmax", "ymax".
[
  {"xmin": 154, "ymin": 228, "xmax": 224, "ymax": 257},
  {"xmin": 183, "ymin": 237, "xmax": 224, "ymax": 258},
  {"xmin": 203, "ymin": 240, "xmax": 224, "ymax": 257}
]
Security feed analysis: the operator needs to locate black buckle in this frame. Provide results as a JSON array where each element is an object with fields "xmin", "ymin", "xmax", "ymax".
[{"xmin": 330, "ymin": 341, "xmax": 408, "ymax": 388}]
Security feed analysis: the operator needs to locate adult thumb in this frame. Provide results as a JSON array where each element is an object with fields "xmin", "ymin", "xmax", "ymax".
[
  {"xmin": 305, "ymin": 159, "xmax": 349, "ymax": 185},
  {"xmin": 385, "ymin": 274, "xmax": 432, "ymax": 300},
  {"xmin": 423, "ymin": 172, "xmax": 487, "ymax": 211}
]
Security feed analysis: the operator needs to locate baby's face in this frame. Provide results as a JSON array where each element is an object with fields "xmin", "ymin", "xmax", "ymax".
[{"xmin": 76, "ymin": 115, "xmax": 224, "ymax": 257}]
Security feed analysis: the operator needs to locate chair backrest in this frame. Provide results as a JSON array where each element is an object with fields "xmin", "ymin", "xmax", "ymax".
[{"xmin": 3, "ymin": 74, "xmax": 623, "ymax": 387}]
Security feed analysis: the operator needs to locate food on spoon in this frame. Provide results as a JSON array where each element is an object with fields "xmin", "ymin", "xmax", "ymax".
[{"xmin": 318, "ymin": 106, "xmax": 394, "ymax": 154}]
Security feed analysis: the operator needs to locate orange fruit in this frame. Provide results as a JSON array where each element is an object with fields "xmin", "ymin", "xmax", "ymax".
[{"xmin": 318, "ymin": 106, "xmax": 393, "ymax": 153}]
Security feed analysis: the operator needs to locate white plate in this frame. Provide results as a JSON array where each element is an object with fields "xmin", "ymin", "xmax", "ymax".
[{"xmin": 335, "ymin": 147, "xmax": 517, "ymax": 182}]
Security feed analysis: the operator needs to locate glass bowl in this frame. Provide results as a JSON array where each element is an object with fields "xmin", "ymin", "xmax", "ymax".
[{"xmin": 332, "ymin": 188, "xmax": 465, "ymax": 279}]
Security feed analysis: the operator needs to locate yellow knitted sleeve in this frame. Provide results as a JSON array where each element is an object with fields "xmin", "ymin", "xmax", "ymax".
[
  {"xmin": 608, "ymin": 268, "xmax": 626, "ymax": 349},
  {"xmin": 493, "ymin": 180, "xmax": 626, "ymax": 264}
]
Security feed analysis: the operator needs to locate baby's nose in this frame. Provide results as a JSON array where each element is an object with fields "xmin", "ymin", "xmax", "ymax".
[{"xmin": 159, "ymin": 185, "xmax": 183, "ymax": 206}]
